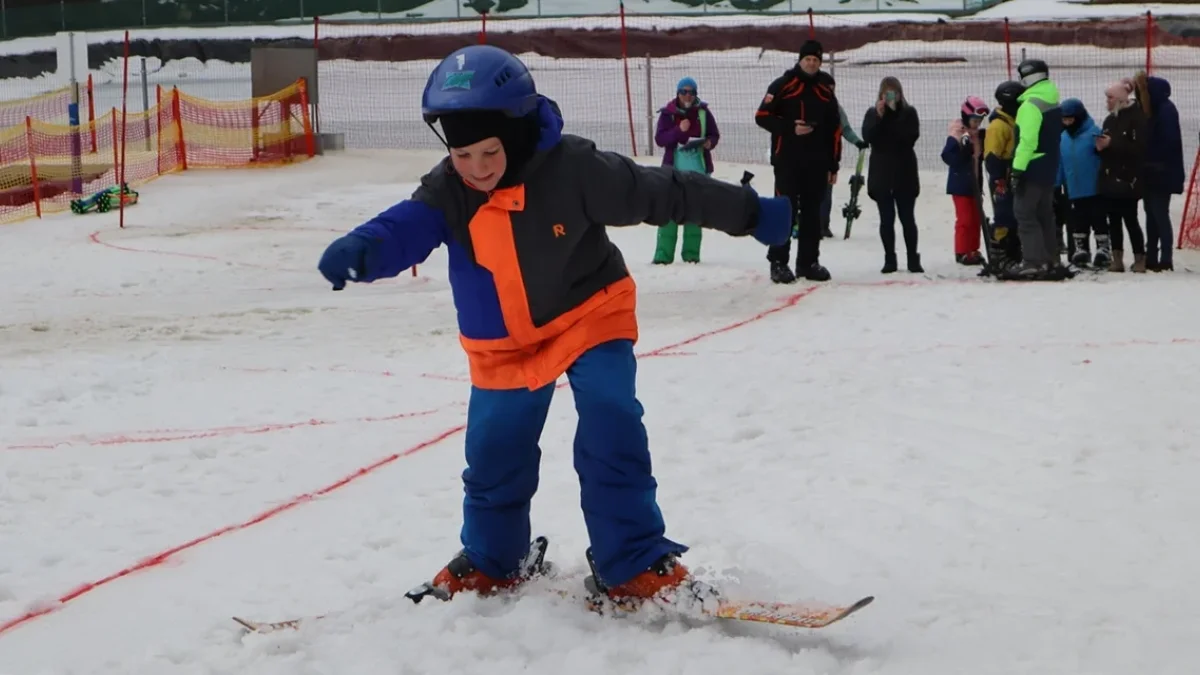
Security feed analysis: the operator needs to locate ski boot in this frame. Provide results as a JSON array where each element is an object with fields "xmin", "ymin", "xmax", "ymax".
[
  {"xmin": 582, "ymin": 549, "xmax": 719, "ymax": 617},
  {"xmin": 406, "ymin": 536, "xmax": 555, "ymax": 603},
  {"xmin": 1092, "ymin": 235, "xmax": 1111, "ymax": 269},
  {"xmin": 1070, "ymin": 234, "xmax": 1092, "ymax": 267}
]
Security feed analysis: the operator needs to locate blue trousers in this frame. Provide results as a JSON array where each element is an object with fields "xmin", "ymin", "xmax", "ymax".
[{"xmin": 459, "ymin": 339, "xmax": 687, "ymax": 588}]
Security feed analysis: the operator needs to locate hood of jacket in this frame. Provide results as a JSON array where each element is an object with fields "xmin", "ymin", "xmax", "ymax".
[{"xmin": 1146, "ymin": 76, "xmax": 1172, "ymax": 109}]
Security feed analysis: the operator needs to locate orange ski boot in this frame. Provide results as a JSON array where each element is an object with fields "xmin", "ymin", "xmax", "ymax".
[
  {"xmin": 583, "ymin": 549, "xmax": 718, "ymax": 615},
  {"xmin": 406, "ymin": 536, "xmax": 552, "ymax": 604}
]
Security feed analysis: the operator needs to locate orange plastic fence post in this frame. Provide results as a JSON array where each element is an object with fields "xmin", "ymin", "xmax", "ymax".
[
  {"xmin": 172, "ymin": 87, "xmax": 187, "ymax": 171},
  {"xmin": 25, "ymin": 116, "xmax": 41, "ymax": 219},
  {"xmin": 298, "ymin": 77, "xmax": 315, "ymax": 158}
]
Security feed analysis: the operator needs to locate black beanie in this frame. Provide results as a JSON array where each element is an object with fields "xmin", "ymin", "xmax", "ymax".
[
  {"xmin": 439, "ymin": 109, "xmax": 512, "ymax": 150},
  {"xmin": 438, "ymin": 109, "xmax": 542, "ymax": 187},
  {"xmin": 799, "ymin": 39, "xmax": 824, "ymax": 62}
]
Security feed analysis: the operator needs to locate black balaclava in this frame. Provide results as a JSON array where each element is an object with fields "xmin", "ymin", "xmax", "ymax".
[{"xmin": 438, "ymin": 109, "xmax": 541, "ymax": 189}]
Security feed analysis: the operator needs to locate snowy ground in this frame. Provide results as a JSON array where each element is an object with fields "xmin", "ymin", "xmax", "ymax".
[{"xmin": 2, "ymin": 149, "xmax": 1200, "ymax": 674}]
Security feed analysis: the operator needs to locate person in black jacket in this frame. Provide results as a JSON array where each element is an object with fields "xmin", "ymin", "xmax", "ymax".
[
  {"xmin": 755, "ymin": 39, "xmax": 843, "ymax": 283},
  {"xmin": 1097, "ymin": 78, "xmax": 1149, "ymax": 272},
  {"xmin": 861, "ymin": 76, "xmax": 923, "ymax": 274}
]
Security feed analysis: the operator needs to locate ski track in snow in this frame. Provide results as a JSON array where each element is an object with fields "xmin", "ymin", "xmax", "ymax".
[{"xmin": 1, "ymin": 150, "xmax": 1199, "ymax": 674}]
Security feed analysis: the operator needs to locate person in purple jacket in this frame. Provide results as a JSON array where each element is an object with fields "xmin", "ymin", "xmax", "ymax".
[{"xmin": 653, "ymin": 77, "xmax": 720, "ymax": 264}]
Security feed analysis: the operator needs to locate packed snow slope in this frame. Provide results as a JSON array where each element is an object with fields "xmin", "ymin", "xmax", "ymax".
[{"xmin": 1, "ymin": 150, "xmax": 1199, "ymax": 675}]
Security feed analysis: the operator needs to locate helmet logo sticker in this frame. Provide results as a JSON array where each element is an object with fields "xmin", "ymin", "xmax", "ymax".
[{"xmin": 443, "ymin": 71, "xmax": 474, "ymax": 90}]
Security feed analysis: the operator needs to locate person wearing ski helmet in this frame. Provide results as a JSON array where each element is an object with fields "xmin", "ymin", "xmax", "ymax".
[
  {"xmin": 317, "ymin": 45, "xmax": 794, "ymax": 607},
  {"xmin": 941, "ymin": 95, "xmax": 990, "ymax": 266},
  {"xmin": 1009, "ymin": 58, "xmax": 1068, "ymax": 280},
  {"xmin": 982, "ymin": 80, "xmax": 1025, "ymax": 275}
]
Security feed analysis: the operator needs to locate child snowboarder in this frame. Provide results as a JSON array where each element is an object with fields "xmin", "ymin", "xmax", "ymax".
[
  {"xmin": 1056, "ymin": 97, "xmax": 1109, "ymax": 268},
  {"xmin": 983, "ymin": 81, "xmax": 1023, "ymax": 276},
  {"xmin": 652, "ymin": 77, "xmax": 721, "ymax": 264},
  {"xmin": 317, "ymin": 45, "xmax": 792, "ymax": 607},
  {"xmin": 942, "ymin": 96, "xmax": 990, "ymax": 266}
]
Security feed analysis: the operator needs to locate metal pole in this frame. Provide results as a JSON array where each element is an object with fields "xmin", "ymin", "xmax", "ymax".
[
  {"xmin": 829, "ymin": 49, "xmax": 835, "ymax": 78},
  {"xmin": 141, "ymin": 57, "xmax": 152, "ymax": 151},
  {"xmin": 377, "ymin": 0, "xmax": 382, "ymax": 20},
  {"xmin": 224, "ymin": 0, "xmax": 229, "ymax": 23},
  {"xmin": 68, "ymin": 31, "xmax": 83, "ymax": 194},
  {"xmin": 60, "ymin": 0, "xmax": 66, "ymax": 30},
  {"xmin": 645, "ymin": 53, "xmax": 653, "ymax": 157},
  {"xmin": 142, "ymin": 0, "xmax": 146, "ymax": 26}
]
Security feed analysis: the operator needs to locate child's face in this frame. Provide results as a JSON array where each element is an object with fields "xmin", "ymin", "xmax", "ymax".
[
  {"xmin": 1063, "ymin": 115, "xmax": 1076, "ymax": 127},
  {"xmin": 968, "ymin": 117, "xmax": 983, "ymax": 129},
  {"xmin": 451, "ymin": 137, "xmax": 507, "ymax": 193}
]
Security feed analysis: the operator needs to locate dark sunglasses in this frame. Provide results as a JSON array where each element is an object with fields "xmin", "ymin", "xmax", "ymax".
[{"xmin": 677, "ymin": 89, "xmax": 696, "ymax": 96}]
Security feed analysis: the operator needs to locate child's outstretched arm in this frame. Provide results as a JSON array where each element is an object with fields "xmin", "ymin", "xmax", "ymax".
[
  {"xmin": 575, "ymin": 142, "xmax": 789, "ymax": 245},
  {"xmin": 318, "ymin": 181, "xmax": 448, "ymax": 290}
]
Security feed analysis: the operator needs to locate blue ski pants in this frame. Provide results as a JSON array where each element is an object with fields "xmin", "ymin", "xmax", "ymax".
[{"xmin": 459, "ymin": 339, "xmax": 687, "ymax": 588}]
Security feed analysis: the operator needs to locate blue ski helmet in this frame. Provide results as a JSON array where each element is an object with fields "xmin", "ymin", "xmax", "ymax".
[{"xmin": 421, "ymin": 45, "xmax": 538, "ymax": 124}]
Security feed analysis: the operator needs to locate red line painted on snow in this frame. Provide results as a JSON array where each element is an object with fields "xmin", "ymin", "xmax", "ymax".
[
  {"xmin": 0, "ymin": 288, "xmax": 821, "ymax": 637},
  {"xmin": 640, "ymin": 287, "xmax": 820, "ymax": 357},
  {"xmin": 0, "ymin": 425, "xmax": 465, "ymax": 637},
  {"xmin": 5, "ymin": 408, "xmax": 441, "ymax": 451}
]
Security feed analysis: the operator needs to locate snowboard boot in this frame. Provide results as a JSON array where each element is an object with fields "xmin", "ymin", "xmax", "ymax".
[
  {"xmin": 881, "ymin": 252, "xmax": 898, "ymax": 274},
  {"xmin": 801, "ymin": 262, "xmax": 832, "ymax": 282},
  {"xmin": 1131, "ymin": 253, "xmax": 1147, "ymax": 273},
  {"xmin": 1109, "ymin": 249, "xmax": 1125, "ymax": 272},
  {"xmin": 907, "ymin": 252, "xmax": 924, "ymax": 273},
  {"xmin": 770, "ymin": 260, "xmax": 796, "ymax": 284},
  {"xmin": 583, "ymin": 550, "xmax": 719, "ymax": 615},
  {"xmin": 408, "ymin": 537, "xmax": 554, "ymax": 603},
  {"xmin": 1070, "ymin": 234, "xmax": 1091, "ymax": 267}
]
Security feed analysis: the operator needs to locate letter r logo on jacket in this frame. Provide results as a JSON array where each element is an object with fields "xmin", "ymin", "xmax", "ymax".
[{"xmin": 553, "ymin": 224, "xmax": 566, "ymax": 237}]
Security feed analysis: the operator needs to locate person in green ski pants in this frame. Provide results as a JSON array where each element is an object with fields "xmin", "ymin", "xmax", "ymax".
[{"xmin": 652, "ymin": 77, "xmax": 721, "ymax": 264}]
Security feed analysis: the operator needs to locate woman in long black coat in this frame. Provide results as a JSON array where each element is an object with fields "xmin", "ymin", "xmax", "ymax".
[{"xmin": 862, "ymin": 76, "xmax": 923, "ymax": 273}]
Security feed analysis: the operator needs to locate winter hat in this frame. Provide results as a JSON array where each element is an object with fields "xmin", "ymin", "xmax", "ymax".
[
  {"xmin": 798, "ymin": 39, "xmax": 824, "ymax": 62},
  {"xmin": 439, "ymin": 108, "xmax": 541, "ymax": 186},
  {"xmin": 439, "ymin": 109, "xmax": 513, "ymax": 150},
  {"xmin": 676, "ymin": 77, "xmax": 698, "ymax": 94}
]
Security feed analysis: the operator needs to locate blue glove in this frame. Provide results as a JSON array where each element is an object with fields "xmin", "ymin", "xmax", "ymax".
[
  {"xmin": 318, "ymin": 233, "xmax": 372, "ymax": 291},
  {"xmin": 752, "ymin": 196, "xmax": 793, "ymax": 246}
]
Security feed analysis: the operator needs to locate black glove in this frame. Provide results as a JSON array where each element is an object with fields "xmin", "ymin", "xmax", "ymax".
[
  {"xmin": 855, "ymin": 140, "xmax": 869, "ymax": 150},
  {"xmin": 1009, "ymin": 170, "xmax": 1024, "ymax": 195}
]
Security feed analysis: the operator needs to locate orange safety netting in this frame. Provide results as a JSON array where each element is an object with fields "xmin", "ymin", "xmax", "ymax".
[
  {"xmin": 0, "ymin": 78, "xmax": 314, "ymax": 225},
  {"xmin": 0, "ymin": 86, "xmax": 75, "ymax": 130}
]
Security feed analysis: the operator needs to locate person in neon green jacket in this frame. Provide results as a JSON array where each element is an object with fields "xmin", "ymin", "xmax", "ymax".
[{"xmin": 1008, "ymin": 58, "xmax": 1068, "ymax": 280}]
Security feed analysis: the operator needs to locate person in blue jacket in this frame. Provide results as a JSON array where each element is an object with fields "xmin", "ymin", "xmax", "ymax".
[
  {"xmin": 1141, "ymin": 74, "xmax": 1185, "ymax": 271},
  {"xmin": 316, "ymin": 45, "xmax": 793, "ymax": 607},
  {"xmin": 1056, "ymin": 98, "xmax": 1109, "ymax": 268}
]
